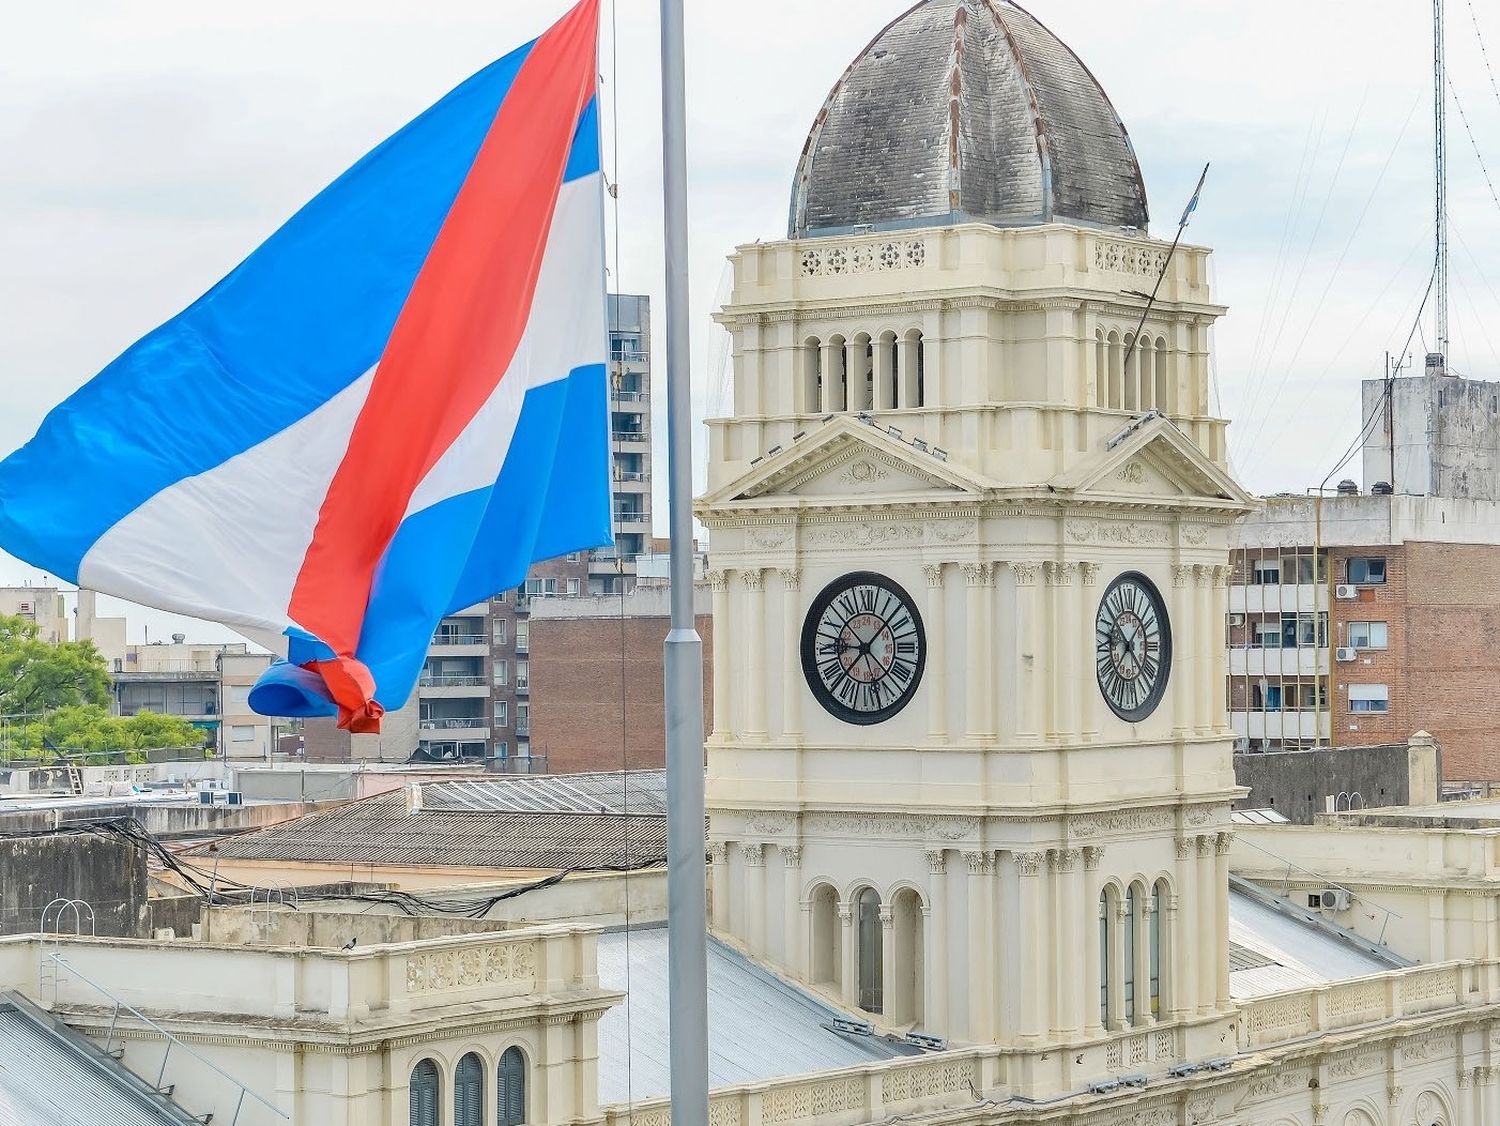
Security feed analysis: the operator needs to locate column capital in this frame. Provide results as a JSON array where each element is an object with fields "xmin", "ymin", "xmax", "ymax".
[
  {"xmin": 741, "ymin": 569, "xmax": 765, "ymax": 592},
  {"xmin": 1171, "ymin": 564, "xmax": 1192, "ymax": 589},
  {"xmin": 1211, "ymin": 565, "xmax": 1230, "ymax": 589},
  {"xmin": 1050, "ymin": 848, "xmax": 1082, "ymax": 874},
  {"xmin": 878, "ymin": 905, "xmax": 894, "ymax": 928},
  {"xmin": 963, "ymin": 850, "xmax": 995, "ymax": 875},
  {"xmin": 837, "ymin": 904, "xmax": 853, "ymax": 924},
  {"xmin": 1195, "ymin": 834, "xmax": 1215, "ymax": 858},
  {"xmin": 925, "ymin": 848, "xmax": 947, "ymax": 874},
  {"xmin": 778, "ymin": 568, "xmax": 802, "ymax": 592},
  {"xmin": 1082, "ymin": 845, "xmax": 1105, "ymax": 871},
  {"xmin": 708, "ymin": 841, "xmax": 728, "ymax": 863},
  {"xmin": 1013, "ymin": 851, "xmax": 1045, "ymax": 877},
  {"xmin": 742, "ymin": 842, "xmax": 766, "ymax": 867},
  {"xmin": 921, "ymin": 562, "xmax": 946, "ymax": 588},
  {"xmin": 707, "ymin": 569, "xmax": 730, "ymax": 594},
  {"xmin": 1043, "ymin": 561, "xmax": 1078, "ymax": 588},
  {"xmin": 1191, "ymin": 563, "xmax": 1213, "ymax": 586},
  {"xmin": 1215, "ymin": 831, "xmax": 1234, "ymax": 856},
  {"xmin": 782, "ymin": 845, "xmax": 803, "ymax": 869},
  {"xmin": 1010, "ymin": 561, "xmax": 1040, "ymax": 587},
  {"xmin": 1080, "ymin": 562, "xmax": 1103, "ymax": 588},
  {"xmin": 1386, "ymin": 1086, "xmax": 1403, "ymax": 1108},
  {"xmin": 961, "ymin": 561, "xmax": 996, "ymax": 588},
  {"xmin": 1174, "ymin": 835, "xmax": 1195, "ymax": 860}
]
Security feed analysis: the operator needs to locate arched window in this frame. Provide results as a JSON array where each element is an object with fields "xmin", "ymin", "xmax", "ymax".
[
  {"xmin": 857, "ymin": 887, "xmax": 883, "ymax": 1013},
  {"xmin": 1098, "ymin": 890, "xmax": 1112, "ymax": 1027},
  {"xmin": 455, "ymin": 1053, "xmax": 484, "ymax": 1126},
  {"xmin": 1094, "ymin": 329, "xmax": 1108, "ymax": 407},
  {"xmin": 889, "ymin": 887, "xmax": 925, "ymax": 1025},
  {"xmin": 1153, "ymin": 337, "xmax": 1169, "ymax": 413},
  {"xmin": 498, "ymin": 1047, "xmax": 526, "ymax": 1126},
  {"xmin": 1149, "ymin": 881, "xmax": 1165, "ymax": 1017},
  {"xmin": 1106, "ymin": 331, "xmax": 1123, "ymax": 409},
  {"xmin": 409, "ymin": 1059, "xmax": 440, "ymax": 1126},
  {"xmin": 809, "ymin": 883, "xmax": 841, "ymax": 987},
  {"xmin": 801, "ymin": 337, "xmax": 822, "ymax": 415},
  {"xmin": 1123, "ymin": 885, "xmax": 1138, "ymax": 1024}
]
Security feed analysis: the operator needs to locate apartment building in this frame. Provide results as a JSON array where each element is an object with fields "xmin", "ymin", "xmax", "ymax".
[{"xmin": 0, "ymin": 586, "xmax": 68, "ymax": 644}]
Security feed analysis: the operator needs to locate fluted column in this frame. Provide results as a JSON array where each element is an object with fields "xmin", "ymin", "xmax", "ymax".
[
  {"xmin": 1051, "ymin": 849, "xmax": 1083, "ymax": 1038},
  {"xmin": 1214, "ymin": 832, "xmax": 1233, "ymax": 1010},
  {"xmin": 1081, "ymin": 563, "xmax": 1103, "ymax": 740},
  {"xmin": 965, "ymin": 850, "xmax": 995, "ymax": 1040},
  {"xmin": 709, "ymin": 842, "xmax": 730, "ymax": 931},
  {"xmin": 1082, "ymin": 847, "xmax": 1106, "ymax": 1036},
  {"xmin": 1195, "ymin": 835, "xmax": 1215, "ymax": 1014},
  {"xmin": 782, "ymin": 846, "xmax": 803, "ymax": 975},
  {"xmin": 743, "ymin": 842, "xmax": 766, "ymax": 956},
  {"xmin": 1170, "ymin": 566, "xmax": 1192, "ymax": 737},
  {"xmin": 709, "ymin": 570, "xmax": 731, "ymax": 737},
  {"xmin": 1174, "ymin": 835, "xmax": 1196, "ymax": 1016},
  {"xmin": 742, "ymin": 570, "xmax": 767, "ymax": 737},
  {"xmin": 1211, "ymin": 566, "xmax": 1230, "ymax": 732},
  {"xmin": 1193, "ymin": 565, "xmax": 1213, "ymax": 734},
  {"xmin": 922, "ymin": 565, "xmax": 948, "ymax": 742},
  {"xmin": 1012, "ymin": 562, "xmax": 1043, "ymax": 738},
  {"xmin": 1014, "ymin": 851, "xmax": 1045, "ymax": 1043},
  {"xmin": 962, "ymin": 563, "xmax": 995, "ymax": 740},
  {"xmin": 924, "ymin": 849, "xmax": 949, "ymax": 1034},
  {"xmin": 839, "ymin": 902, "xmax": 857, "ymax": 1006},
  {"xmin": 1045, "ymin": 562, "xmax": 1080, "ymax": 740},
  {"xmin": 879, "ymin": 904, "xmax": 896, "ymax": 1017},
  {"xmin": 779, "ymin": 569, "xmax": 802, "ymax": 739}
]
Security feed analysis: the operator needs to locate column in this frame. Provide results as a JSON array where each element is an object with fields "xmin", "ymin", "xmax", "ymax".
[
  {"xmin": 1170, "ymin": 566, "xmax": 1192, "ymax": 737},
  {"xmin": 709, "ymin": 570, "xmax": 731, "ymax": 738},
  {"xmin": 1014, "ymin": 851, "xmax": 1045, "ymax": 1043},
  {"xmin": 1046, "ymin": 563, "xmax": 1081, "ymax": 740},
  {"xmin": 873, "ymin": 336, "xmax": 894, "ymax": 410},
  {"xmin": 1110, "ymin": 896, "xmax": 1129, "ymax": 1030},
  {"xmin": 1011, "ymin": 563, "xmax": 1043, "ymax": 738},
  {"xmin": 742, "ymin": 570, "xmax": 767, "ymax": 737},
  {"xmin": 1082, "ymin": 847, "xmax": 1106, "ymax": 1036},
  {"xmin": 839, "ymin": 901, "xmax": 857, "ymax": 1007},
  {"xmin": 964, "ymin": 850, "xmax": 994, "ymax": 1041},
  {"xmin": 1479, "ymin": 1067, "xmax": 1497, "ymax": 1125},
  {"xmin": 820, "ymin": 340, "xmax": 842, "ymax": 412},
  {"xmin": 962, "ymin": 564, "xmax": 995, "ymax": 740},
  {"xmin": 1211, "ymin": 567, "xmax": 1230, "ymax": 733},
  {"xmin": 743, "ymin": 842, "xmax": 766, "ymax": 956},
  {"xmin": 1195, "ymin": 835, "xmax": 1215, "ymax": 1015},
  {"xmin": 782, "ymin": 846, "xmax": 803, "ymax": 976},
  {"xmin": 879, "ymin": 904, "xmax": 895, "ymax": 1018},
  {"xmin": 1214, "ymin": 832, "xmax": 1233, "ymax": 1010},
  {"xmin": 1193, "ymin": 566, "xmax": 1213, "ymax": 735},
  {"xmin": 924, "ymin": 849, "xmax": 949, "ymax": 1034},
  {"xmin": 1052, "ymin": 849, "xmax": 1083, "ymax": 1038},
  {"xmin": 1081, "ymin": 563, "xmax": 1103, "ymax": 740},
  {"xmin": 899, "ymin": 334, "xmax": 920, "ymax": 409},
  {"xmin": 1174, "ymin": 835, "xmax": 1196, "ymax": 1017},
  {"xmin": 779, "ymin": 569, "xmax": 802, "ymax": 739},
  {"xmin": 922, "ymin": 564, "xmax": 948, "ymax": 742},
  {"xmin": 709, "ymin": 842, "xmax": 730, "ymax": 931}
]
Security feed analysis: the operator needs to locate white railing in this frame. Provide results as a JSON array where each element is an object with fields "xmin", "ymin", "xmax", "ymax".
[
  {"xmin": 431, "ymin": 634, "xmax": 486, "ymax": 646},
  {"xmin": 419, "ymin": 675, "xmax": 486, "ymax": 687},
  {"xmin": 419, "ymin": 718, "xmax": 487, "ymax": 731}
]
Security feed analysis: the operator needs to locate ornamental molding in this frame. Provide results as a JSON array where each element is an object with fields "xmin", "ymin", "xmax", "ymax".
[
  {"xmin": 1326, "ymin": 1048, "xmax": 1383, "ymax": 1078},
  {"xmin": 1071, "ymin": 806, "xmax": 1176, "ymax": 838},
  {"xmin": 1083, "ymin": 846, "xmax": 1105, "ymax": 871},
  {"xmin": 1401, "ymin": 1029, "xmax": 1456, "ymax": 1061},
  {"xmin": 782, "ymin": 846, "xmax": 803, "ymax": 869},
  {"xmin": 961, "ymin": 561, "xmax": 996, "ymax": 588},
  {"xmin": 1093, "ymin": 238, "xmax": 1172, "ymax": 278},
  {"xmin": 1117, "ymin": 462, "xmax": 1148, "ymax": 486},
  {"xmin": 1011, "ymin": 561, "xmax": 1041, "ymax": 587},
  {"xmin": 803, "ymin": 812, "xmax": 980, "ymax": 841},
  {"xmin": 1180, "ymin": 523, "xmax": 1210, "ymax": 546},
  {"xmin": 1195, "ymin": 835, "xmax": 1215, "ymax": 858},
  {"xmin": 964, "ymin": 851, "xmax": 995, "ymax": 875},
  {"xmin": 741, "ymin": 569, "xmax": 765, "ymax": 592},
  {"xmin": 1080, "ymin": 562, "xmax": 1103, "ymax": 587},
  {"xmin": 1014, "ymin": 851, "xmax": 1045, "ymax": 877},
  {"xmin": 1044, "ymin": 561, "xmax": 1078, "ymax": 587},
  {"xmin": 922, "ymin": 563, "xmax": 946, "ymax": 588},
  {"xmin": 741, "ymin": 842, "xmax": 766, "ymax": 867},
  {"xmin": 1051, "ymin": 848, "xmax": 1081, "ymax": 874},
  {"xmin": 707, "ymin": 570, "xmax": 730, "ymax": 594},
  {"xmin": 746, "ymin": 811, "xmax": 798, "ymax": 835},
  {"xmin": 749, "ymin": 526, "xmax": 793, "ymax": 550},
  {"xmin": 798, "ymin": 238, "xmax": 927, "ymax": 278},
  {"xmin": 1215, "ymin": 831, "xmax": 1234, "ymax": 856},
  {"xmin": 805, "ymin": 520, "xmax": 924, "ymax": 549},
  {"xmin": 1066, "ymin": 519, "xmax": 1170, "ymax": 546},
  {"xmin": 1174, "ymin": 836, "xmax": 1195, "ymax": 860},
  {"xmin": 405, "ymin": 941, "xmax": 536, "ymax": 995},
  {"xmin": 707, "ymin": 842, "xmax": 728, "ymax": 864},
  {"xmin": 838, "ymin": 458, "xmax": 890, "ymax": 487},
  {"xmin": 925, "ymin": 848, "xmax": 947, "ymax": 874}
]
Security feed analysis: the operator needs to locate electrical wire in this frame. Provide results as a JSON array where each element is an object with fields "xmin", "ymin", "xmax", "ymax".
[
  {"xmin": 1466, "ymin": 0, "xmax": 1500, "ymax": 114},
  {"xmin": 1447, "ymin": 76, "xmax": 1500, "ymax": 215}
]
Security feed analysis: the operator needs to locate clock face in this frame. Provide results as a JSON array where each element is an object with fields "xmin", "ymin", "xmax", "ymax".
[
  {"xmin": 1095, "ymin": 571, "xmax": 1172, "ymax": 722},
  {"xmin": 801, "ymin": 571, "xmax": 925, "ymax": 726}
]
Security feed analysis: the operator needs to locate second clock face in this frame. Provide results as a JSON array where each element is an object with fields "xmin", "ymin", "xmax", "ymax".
[
  {"xmin": 801, "ymin": 571, "xmax": 925, "ymax": 726},
  {"xmin": 1095, "ymin": 571, "xmax": 1172, "ymax": 722}
]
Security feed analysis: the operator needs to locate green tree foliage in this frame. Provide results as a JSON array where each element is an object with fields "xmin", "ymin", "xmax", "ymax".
[
  {"xmin": 5, "ymin": 706, "xmax": 206, "ymax": 763},
  {"xmin": 0, "ymin": 614, "xmax": 110, "ymax": 716}
]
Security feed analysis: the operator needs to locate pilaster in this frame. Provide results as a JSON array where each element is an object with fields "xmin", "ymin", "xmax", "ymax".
[
  {"xmin": 1195, "ymin": 834, "xmax": 1214, "ymax": 1014},
  {"xmin": 1014, "ymin": 850, "xmax": 1045, "ymax": 1043},
  {"xmin": 742, "ymin": 569, "xmax": 767, "ymax": 737},
  {"xmin": 924, "ymin": 849, "xmax": 949, "ymax": 1034},
  {"xmin": 779, "ymin": 569, "xmax": 802, "ymax": 738},
  {"xmin": 922, "ymin": 564, "xmax": 948, "ymax": 742},
  {"xmin": 743, "ymin": 842, "xmax": 767, "ymax": 955},
  {"xmin": 965, "ymin": 849, "xmax": 996, "ymax": 1040},
  {"xmin": 708, "ymin": 571, "xmax": 731, "ymax": 737},
  {"xmin": 1011, "ymin": 562, "xmax": 1043, "ymax": 738},
  {"xmin": 962, "ymin": 562, "xmax": 996, "ymax": 740},
  {"xmin": 782, "ymin": 845, "xmax": 803, "ymax": 975}
]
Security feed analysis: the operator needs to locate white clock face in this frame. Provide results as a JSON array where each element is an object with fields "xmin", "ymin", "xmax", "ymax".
[
  {"xmin": 801, "ymin": 572, "xmax": 925, "ymax": 725},
  {"xmin": 1095, "ymin": 571, "xmax": 1172, "ymax": 722}
]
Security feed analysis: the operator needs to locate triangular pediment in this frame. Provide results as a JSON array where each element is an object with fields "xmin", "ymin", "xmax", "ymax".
[
  {"xmin": 1050, "ymin": 415, "xmax": 1255, "ymax": 508},
  {"xmin": 701, "ymin": 417, "xmax": 991, "ymax": 507}
]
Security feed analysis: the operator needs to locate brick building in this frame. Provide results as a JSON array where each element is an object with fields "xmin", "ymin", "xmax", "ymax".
[{"xmin": 527, "ymin": 584, "xmax": 713, "ymax": 774}]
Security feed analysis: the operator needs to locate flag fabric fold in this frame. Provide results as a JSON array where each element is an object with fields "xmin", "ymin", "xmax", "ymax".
[{"xmin": 0, "ymin": 0, "xmax": 611, "ymax": 731}]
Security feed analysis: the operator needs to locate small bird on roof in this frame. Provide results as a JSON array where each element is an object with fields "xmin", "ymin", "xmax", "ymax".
[{"xmin": 341, "ymin": 938, "xmax": 356, "ymax": 951}]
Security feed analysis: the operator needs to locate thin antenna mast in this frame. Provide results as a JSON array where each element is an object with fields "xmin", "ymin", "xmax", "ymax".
[{"xmin": 1435, "ymin": 0, "xmax": 1450, "ymax": 365}]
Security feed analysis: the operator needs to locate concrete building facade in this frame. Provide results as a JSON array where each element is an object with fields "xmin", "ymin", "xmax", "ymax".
[{"xmin": 0, "ymin": 585, "xmax": 68, "ymax": 644}]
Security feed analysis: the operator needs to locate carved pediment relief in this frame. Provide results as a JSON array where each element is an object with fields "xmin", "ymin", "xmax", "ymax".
[{"xmin": 1050, "ymin": 416, "xmax": 1255, "ymax": 509}]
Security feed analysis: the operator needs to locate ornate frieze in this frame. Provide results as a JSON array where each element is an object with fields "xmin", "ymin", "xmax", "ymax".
[
  {"xmin": 798, "ymin": 238, "xmax": 927, "ymax": 278},
  {"xmin": 803, "ymin": 812, "xmax": 979, "ymax": 841},
  {"xmin": 747, "ymin": 811, "xmax": 798, "ymax": 835},
  {"xmin": 838, "ymin": 458, "xmax": 890, "ymax": 487},
  {"xmin": 1072, "ymin": 806, "xmax": 1176, "ymax": 838},
  {"xmin": 1066, "ymin": 520, "xmax": 1170, "ymax": 546},
  {"xmin": 405, "ymin": 941, "xmax": 537, "ymax": 995}
]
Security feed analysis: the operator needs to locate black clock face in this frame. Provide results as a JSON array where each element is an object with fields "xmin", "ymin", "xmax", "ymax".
[
  {"xmin": 1095, "ymin": 571, "xmax": 1172, "ymax": 722},
  {"xmin": 801, "ymin": 571, "xmax": 925, "ymax": 726}
]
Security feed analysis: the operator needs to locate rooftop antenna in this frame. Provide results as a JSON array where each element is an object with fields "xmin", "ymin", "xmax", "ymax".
[{"xmin": 1434, "ymin": 0, "xmax": 1450, "ymax": 368}]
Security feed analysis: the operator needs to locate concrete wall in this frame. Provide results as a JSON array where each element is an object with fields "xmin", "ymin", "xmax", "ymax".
[
  {"xmin": 0, "ymin": 830, "xmax": 147, "ymax": 937},
  {"xmin": 1363, "ymin": 373, "xmax": 1500, "ymax": 500},
  {"xmin": 0, "ymin": 799, "xmax": 326, "ymax": 840},
  {"xmin": 1234, "ymin": 737, "xmax": 1439, "ymax": 823}
]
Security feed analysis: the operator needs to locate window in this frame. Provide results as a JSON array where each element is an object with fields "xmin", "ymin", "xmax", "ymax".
[
  {"xmin": 566, "ymin": 552, "xmax": 581, "ymax": 563},
  {"xmin": 1123, "ymin": 887, "xmax": 1138, "ymax": 1025},
  {"xmin": 493, "ymin": 659, "xmax": 509, "ymax": 686},
  {"xmin": 1347, "ymin": 556, "xmax": 1386, "ymax": 584},
  {"xmin": 1279, "ymin": 612, "xmax": 1328, "ymax": 649},
  {"xmin": 1283, "ymin": 554, "xmax": 1326, "ymax": 583},
  {"xmin": 516, "ymin": 660, "xmax": 529, "ymax": 689},
  {"xmin": 1149, "ymin": 881, "xmax": 1166, "ymax": 1018},
  {"xmin": 1349, "ymin": 684, "xmax": 1390, "ymax": 713},
  {"xmin": 494, "ymin": 701, "xmax": 509, "ymax": 726},
  {"xmin": 230, "ymin": 725, "xmax": 256, "ymax": 743},
  {"xmin": 1251, "ymin": 623, "xmax": 1282, "ymax": 649},
  {"xmin": 516, "ymin": 622, "xmax": 529, "ymax": 653},
  {"xmin": 857, "ymin": 887, "xmax": 883, "ymax": 1014},
  {"xmin": 1250, "ymin": 559, "xmax": 1281, "ymax": 585},
  {"xmin": 495, "ymin": 618, "xmax": 509, "ymax": 646},
  {"xmin": 524, "ymin": 578, "xmax": 557, "ymax": 597},
  {"xmin": 455, "ymin": 1054, "xmax": 484, "ymax": 1126},
  {"xmin": 1099, "ymin": 891, "xmax": 1113, "ymax": 1027},
  {"xmin": 226, "ymin": 685, "xmax": 251, "ymax": 711},
  {"xmin": 516, "ymin": 703, "xmax": 529, "ymax": 736},
  {"xmin": 567, "ymin": 578, "xmax": 581, "ymax": 596},
  {"xmin": 1254, "ymin": 684, "xmax": 1283, "ymax": 712},
  {"xmin": 1347, "ymin": 622, "xmax": 1389, "ymax": 650},
  {"xmin": 493, "ymin": 591, "xmax": 507, "ymax": 606},
  {"xmin": 409, "ymin": 1059, "xmax": 440, "ymax": 1126},
  {"xmin": 498, "ymin": 1047, "xmax": 526, "ymax": 1126}
]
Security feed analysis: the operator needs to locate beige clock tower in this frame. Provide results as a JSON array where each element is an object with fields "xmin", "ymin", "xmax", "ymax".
[{"xmin": 697, "ymin": 0, "xmax": 1254, "ymax": 1088}]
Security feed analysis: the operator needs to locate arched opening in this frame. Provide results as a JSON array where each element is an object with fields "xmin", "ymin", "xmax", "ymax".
[
  {"xmin": 914, "ymin": 332, "xmax": 927, "ymax": 407},
  {"xmin": 801, "ymin": 337, "xmax": 822, "ymax": 415},
  {"xmin": 1122, "ymin": 335, "xmax": 1139, "ymax": 411},
  {"xmin": 809, "ymin": 883, "xmax": 840, "ymax": 988},
  {"xmin": 857, "ymin": 886, "xmax": 883, "ymax": 1013},
  {"xmin": 1094, "ymin": 329, "xmax": 1108, "ymax": 407},
  {"xmin": 455, "ymin": 1053, "xmax": 484, "ymax": 1126},
  {"xmin": 1098, "ymin": 889, "xmax": 1114, "ymax": 1027},
  {"xmin": 409, "ymin": 1059, "xmax": 440, "ymax": 1126},
  {"xmin": 851, "ymin": 333, "xmax": 874, "ymax": 411},
  {"xmin": 826, "ymin": 335, "xmax": 848, "ymax": 412},
  {"xmin": 889, "ymin": 887, "xmax": 924, "ymax": 1026},
  {"xmin": 1123, "ymin": 884, "xmax": 1139, "ymax": 1024},
  {"xmin": 1150, "ymin": 880, "xmax": 1167, "ymax": 1018},
  {"xmin": 498, "ymin": 1047, "xmax": 527, "ymax": 1126},
  {"xmin": 1153, "ymin": 337, "xmax": 1170, "ymax": 413},
  {"xmin": 1106, "ymin": 331, "xmax": 1123, "ymax": 409}
]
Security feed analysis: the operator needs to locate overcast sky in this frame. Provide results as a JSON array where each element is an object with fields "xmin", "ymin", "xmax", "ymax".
[{"xmin": 3, "ymin": 0, "xmax": 1499, "ymax": 643}]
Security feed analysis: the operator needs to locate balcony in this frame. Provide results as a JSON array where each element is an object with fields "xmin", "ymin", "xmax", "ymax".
[
  {"xmin": 418, "ymin": 674, "xmax": 490, "ymax": 699},
  {"xmin": 419, "ymin": 717, "xmax": 490, "ymax": 737},
  {"xmin": 515, "ymin": 676, "xmax": 529, "ymax": 696},
  {"xmin": 494, "ymin": 754, "xmax": 548, "ymax": 775},
  {"xmin": 611, "ymin": 430, "xmax": 649, "ymax": 449},
  {"xmin": 1228, "ymin": 583, "xmax": 1328, "ymax": 614},
  {"xmin": 1227, "ymin": 647, "xmax": 1328, "ymax": 677},
  {"xmin": 429, "ymin": 633, "xmax": 487, "ymax": 657},
  {"xmin": 419, "ymin": 674, "xmax": 485, "ymax": 687},
  {"xmin": 612, "ymin": 469, "xmax": 648, "ymax": 483},
  {"xmin": 611, "ymin": 388, "xmax": 649, "ymax": 403},
  {"xmin": 516, "ymin": 719, "xmax": 530, "ymax": 737},
  {"xmin": 1230, "ymin": 709, "xmax": 1331, "ymax": 743},
  {"xmin": 611, "ymin": 349, "xmax": 649, "ymax": 365}
]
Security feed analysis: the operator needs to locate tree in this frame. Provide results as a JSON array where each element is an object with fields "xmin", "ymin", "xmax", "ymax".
[
  {"xmin": 0, "ymin": 614, "xmax": 110, "ymax": 717},
  {"xmin": 6, "ymin": 706, "xmax": 206, "ymax": 763}
]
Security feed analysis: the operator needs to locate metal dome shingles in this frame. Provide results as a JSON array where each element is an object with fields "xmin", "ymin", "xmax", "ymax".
[{"xmin": 789, "ymin": 0, "xmax": 1148, "ymax": 239}]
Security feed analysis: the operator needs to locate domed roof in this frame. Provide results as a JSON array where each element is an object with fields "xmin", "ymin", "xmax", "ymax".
[{"xmin": 789, "ymin": 0, "xmax": 1148, "ymax": 239}]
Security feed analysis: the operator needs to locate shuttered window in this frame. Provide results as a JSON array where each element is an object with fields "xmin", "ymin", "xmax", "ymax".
[
  {"xmin": 409, "ymin": 1059, "xmax": 439, "ymax": 1126},
  {"xmin": 498, "ymin": 1047, "xmax": 526, "ymax": 1126},
  {"xmin": 455, "ymin": 1054, "xmax": 484, "ymax": 1126}
]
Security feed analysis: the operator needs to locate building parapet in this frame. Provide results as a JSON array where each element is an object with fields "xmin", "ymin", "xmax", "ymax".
[{"xmin": 1237, "ymin": 961, "xmax": 1467, "ymax": 1050}]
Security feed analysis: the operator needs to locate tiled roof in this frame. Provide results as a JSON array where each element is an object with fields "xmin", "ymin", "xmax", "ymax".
[
  {"xmin": 421, "ymin": 770, "xmax": 667, "ymax": 815},
  {"xmin": 207, "ymin": 780, "xmax": 666, "ymax": 870}
]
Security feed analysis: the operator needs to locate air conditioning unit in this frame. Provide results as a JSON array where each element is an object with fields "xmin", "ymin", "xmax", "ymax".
[
  {"xmin": 1319, "ymin": 888, "xmax": 1352, "ymax": 912},
  {"xmin": 1335, "ymin": 647, "xmax": 1358, "ymax": 663},
  {"xmin": 1229, "ymin": 613, "xmax": 1246, "ymax": 627},
  {"xmin": 1335, "ymin": 584, "xmax": 1359, "ymax": 600}
]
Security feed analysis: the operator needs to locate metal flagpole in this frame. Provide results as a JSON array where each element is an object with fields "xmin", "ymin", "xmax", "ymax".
[{"xmin": 658, "ymin": 1, "xmax": 710, "ymax": 1124}]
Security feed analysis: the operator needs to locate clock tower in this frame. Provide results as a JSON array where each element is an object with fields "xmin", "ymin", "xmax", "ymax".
[{"xmin": 697, "ymin": 0, "xmax": 1254, "ymax": 1086}]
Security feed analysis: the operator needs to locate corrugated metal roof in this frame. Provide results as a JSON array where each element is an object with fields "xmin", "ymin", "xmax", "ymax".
[
  {"xmin": 422, "ymin": 771, "xmax": 667, "ymax": 815},
  {"xmin": 597, "ymin": 927, "xmax": 916, "ymax": 1104},
  {"xmin": 209, "ymin": 788, "xmax": 666, "ymax": 870},
  {"xmin": 0, "ymin": 994, "xmax": 203, "ymax": 1125},
  {"xmin": 1228, "ymin": 887, "xmax": 1396, "ymax": 1000}
]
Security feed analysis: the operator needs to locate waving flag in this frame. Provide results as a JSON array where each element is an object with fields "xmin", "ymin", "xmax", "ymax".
[{"xmin": 0, "ymin": 0, "xmax": 610, "ymax": 732}]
